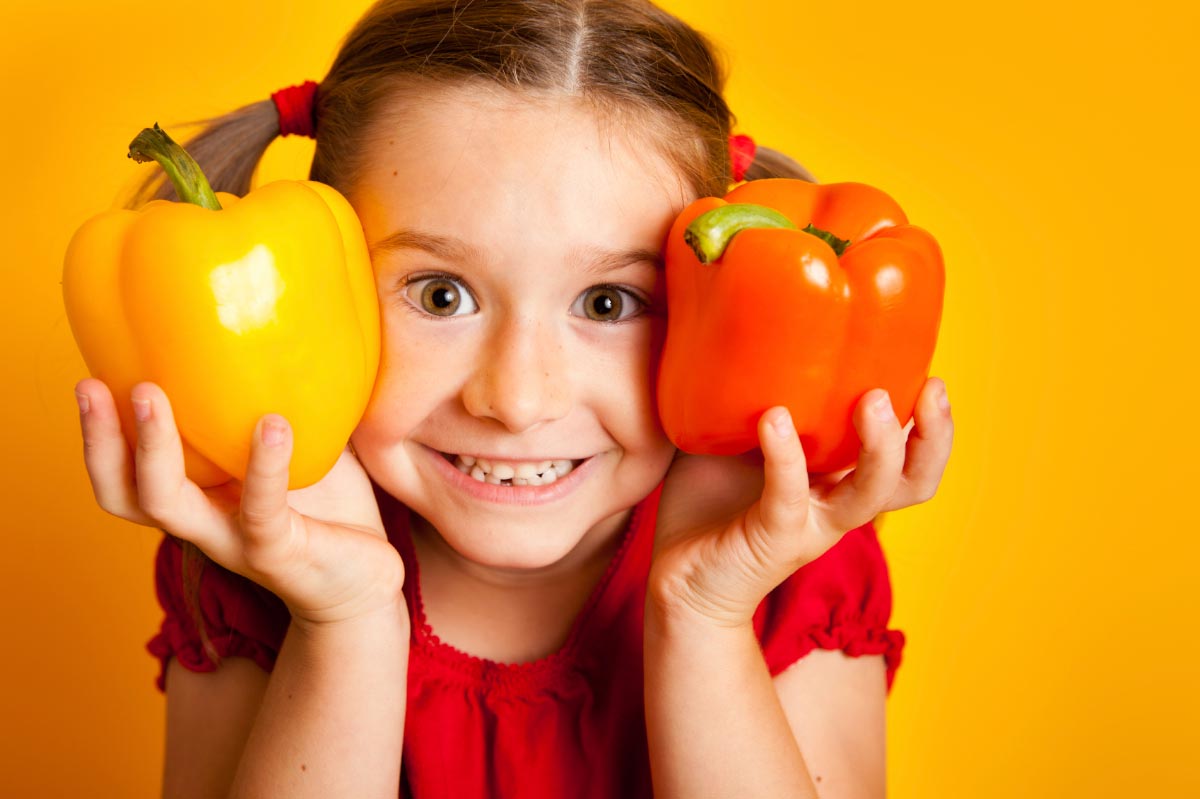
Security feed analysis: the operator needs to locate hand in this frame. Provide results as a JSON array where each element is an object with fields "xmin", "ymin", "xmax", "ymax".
[
  {"xmin": 649, "ymin": 376, "xmax": 953, "ymax": 627},
  {"xmin": 74, "ymin": 378, "xmax": 405, "ymax": 628}
]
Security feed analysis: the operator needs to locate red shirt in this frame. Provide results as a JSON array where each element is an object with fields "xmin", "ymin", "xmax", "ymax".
[{"xmin": 147, "ymin": 482, "xmax": 904, "ymax": 798}]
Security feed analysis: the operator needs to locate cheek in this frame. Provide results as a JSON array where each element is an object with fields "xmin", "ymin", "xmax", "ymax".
[
  {"xmin": 646, "ymin": 315, "xmax": 668, "ymax": 395},
  {"xmin": 596, "ymin": 322, "xmax": 671, "ymax": 444},
  {"xmin": 350, "ymin": 338, "xmax": 440, "ymax": 496},
  {"xmin": 355, "ymin": 322, "xmax": 447, "ymax": 441},
  {"xmin": 634, "ymin": 316, "xmax": 669, "ymax": 411}
]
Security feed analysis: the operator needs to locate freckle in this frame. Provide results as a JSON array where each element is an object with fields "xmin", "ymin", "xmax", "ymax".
[
  {"xmin": 393, "ymin": 170, "xmax": 398, "ymax": 176},
  {"xmin": 815, "ymin": 776, "xmax": 822, "ymax": 782},
  {"xmin": 389, "ymin": 139, "xmax": 395, "ymax": 145},
  {"xmin": 300, "ymin": 764, "xmax": 307, "ymax": 772}
]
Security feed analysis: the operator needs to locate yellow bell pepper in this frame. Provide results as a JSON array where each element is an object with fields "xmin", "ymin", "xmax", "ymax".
[{"xmin": 62, "ymin": 124, "xmax": 379, "ymax": 489}]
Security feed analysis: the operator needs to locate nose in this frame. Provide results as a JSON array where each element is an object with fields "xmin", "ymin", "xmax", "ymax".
[{"xmin": 461, "ymin": 314, "xmax": 572, "ymax": 433}]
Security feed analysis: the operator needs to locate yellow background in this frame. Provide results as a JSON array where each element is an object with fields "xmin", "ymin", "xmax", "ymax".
[{"xmin": 2, "ymin": 0, "xmax": 1196, "ymax": 795}]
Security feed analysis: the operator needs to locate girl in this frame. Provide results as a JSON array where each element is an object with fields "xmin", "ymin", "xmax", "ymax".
[{"xmin": 73, "ymin": 1, "xmax": 953, "ymax": 797}]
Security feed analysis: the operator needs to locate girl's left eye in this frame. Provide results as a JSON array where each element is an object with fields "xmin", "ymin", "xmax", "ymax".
[{"xmin": 571, "ymin": 285, "xmax": 646, "ymax": 322}]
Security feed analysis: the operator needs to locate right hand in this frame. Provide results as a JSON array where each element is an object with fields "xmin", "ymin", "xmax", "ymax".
[{"xmin": 74, "ymin": 378, "xmax": 406, "ymax": 628}]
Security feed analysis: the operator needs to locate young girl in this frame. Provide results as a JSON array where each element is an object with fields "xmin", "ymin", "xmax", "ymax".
[{"xmin": 73, "ymin": 1, "xmax": 953, "ymax": 796}]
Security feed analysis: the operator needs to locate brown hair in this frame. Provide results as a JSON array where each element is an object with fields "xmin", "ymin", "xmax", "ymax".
[{"xmin": 138, "ymin": 0, "xmax": 817, "ymax": 668}]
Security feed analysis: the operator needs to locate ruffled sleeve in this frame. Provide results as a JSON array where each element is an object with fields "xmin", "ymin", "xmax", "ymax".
[
  {"xmin": 753, "ymin": 520, "xmax": 906, "ymax": 692},
  {"xmin": 145, "ymin": 534, "xmax": 290, "ymax": 693}
]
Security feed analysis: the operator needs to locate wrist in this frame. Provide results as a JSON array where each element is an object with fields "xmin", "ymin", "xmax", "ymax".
[
  {"xmin": 644, "ymin": 598, "xmax": 761, "ymax": 675},
  {"xmin": 289, "ymin": 578, "xmax": 410, "ymax": 636},
  {"xmin": 646, "ymin": 565, "xmax": 758, "ymax": 632},
  {"xmin": 291, "ymin": 598, "xmax": 411, "ymax": 641},
  {"xmin": 645, "ymin": 584, "xmax": 757, "ymax": 641}
]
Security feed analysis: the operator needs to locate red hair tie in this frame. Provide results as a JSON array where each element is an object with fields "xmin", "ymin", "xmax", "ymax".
[
  {"xmin": 729, "ymin": 133, "xmax": 756, "ymax": 182},
  {"xmin": 271, "ymin": 80, "xmax": 319, "ymax": 139}
]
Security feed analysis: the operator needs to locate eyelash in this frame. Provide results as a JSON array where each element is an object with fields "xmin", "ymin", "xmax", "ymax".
[{"xmin": 396, "ymin": 271, "xmax": 651, "ymax": 323}]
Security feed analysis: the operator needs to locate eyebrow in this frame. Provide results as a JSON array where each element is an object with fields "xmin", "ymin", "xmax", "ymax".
[{"xmin": 369, "ymin": 228, "xmax": 663, "ymax": 274}]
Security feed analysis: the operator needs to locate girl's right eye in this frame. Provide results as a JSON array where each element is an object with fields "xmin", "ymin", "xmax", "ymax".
[{"xmin": 402, "ymin": 275, "xmax": 478, "ymax": 317}]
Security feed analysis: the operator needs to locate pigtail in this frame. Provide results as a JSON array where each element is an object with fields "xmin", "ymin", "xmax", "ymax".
[
  {"xmin": 172, "ymin": 534, "xmax": 223, "ymax": 669},
  {"xmin": 741, "ymin": 144, "xmax": 819, "ymax": 184},
  {"xmin": 123, "ymin": 98, "xmax": 284, "ymax": 209}
]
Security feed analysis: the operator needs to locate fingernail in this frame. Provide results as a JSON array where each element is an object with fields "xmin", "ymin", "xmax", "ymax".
[
  {"xmin": 133, "ymin": 398, "xmax": 150, "ymax": 422},
  {"xmin": 262, "ymin": 418, "xmax": 288, "ymax": 447},
  {"xmin": 75, "ymin": 392, "xmax": 89, "ymax": 415},
  {"xmin": 772, "ymin": 407, "xmax": 794, "ymax": 437},
  {"xmin": 937, "ymin": 384, "xmax": 950, "ymax": 412},
  {"xmin": 873, "ymin": 392, "xmax": 895, "ymax": 421}
]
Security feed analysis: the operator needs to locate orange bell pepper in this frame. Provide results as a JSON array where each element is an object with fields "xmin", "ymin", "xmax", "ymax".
[
  {"xmin": 657, "ymin": 178, "xmax": 944, "ymax": 473},
  {"xmin": 62, "ymin": 124, "xmax": 379, "ymax": 489}
]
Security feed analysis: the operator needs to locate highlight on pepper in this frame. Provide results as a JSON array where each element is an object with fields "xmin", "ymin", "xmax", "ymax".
[
  {"xmin": 62, "ymin": 123, "xmax": 380, "ymax": 489},
  {"xmin": 656, "ymin": 177, "xmax": 944, "ymax": 473}
]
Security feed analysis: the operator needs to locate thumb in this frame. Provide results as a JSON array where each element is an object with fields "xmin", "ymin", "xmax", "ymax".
[
  {"xmin": 753, "ymin": 406, "xmax": 810, "ymax": 537},
  {"xmin": 238, "ymin": 414, "xmax": 295, "ymax": 544}
]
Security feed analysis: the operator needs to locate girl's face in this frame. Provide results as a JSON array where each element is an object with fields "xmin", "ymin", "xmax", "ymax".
[{"xmin": 348, "ymin": 86, "xmax": 690, "ymax": 571}]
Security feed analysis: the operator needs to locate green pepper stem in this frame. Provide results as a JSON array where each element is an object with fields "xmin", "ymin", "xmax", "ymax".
[
  {"xmin": 684, "ymin": 204, "xmax": 797, "ymax": 264},
  {"xmin": 127, "ymin": 123, "xmax": 221, "ymax": 210},
  {"xmin": 683, "ymin": 203, "xmax": 853, "ymax": 263}
]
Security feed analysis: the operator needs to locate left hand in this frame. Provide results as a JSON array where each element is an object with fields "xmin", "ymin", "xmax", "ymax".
[{"xmin": 648, "ymin": 376, "xmax": 953, "ymax": 627}]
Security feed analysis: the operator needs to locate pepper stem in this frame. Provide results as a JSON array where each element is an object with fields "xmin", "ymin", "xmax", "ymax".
[
  {"xmin": 683, "ymin": 203, "xmax": 854, "ymax": 263},
  {"xmin": 684, "ymin": 204, "xmax": 796, "ymax": 264},
  {"xmin": 127, "ymin": 123, "xmax": 222, "ymax": 210}
]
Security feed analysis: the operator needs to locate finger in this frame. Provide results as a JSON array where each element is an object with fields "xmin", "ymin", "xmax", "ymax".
[
  {"xmin": 76, "ymin": 378, "xmax": 154, "ymax": 525},
  {"xmin": 821, "ymin": 389, "xmax": 907, "ymax": 531},
  {"xmin": 751, "ymin": 406, "xmax": 811, "ymax": 537},
  {"xmin": 889, "ymin": 376, "xmax": 954, "ymax": 509},
  {"xmin": 237, "ymin": 415, "xmax": 297, "ymax": 556},
  {"xmin": 130, "ymin": 382, "xmax": 195, "ymax": 527}
]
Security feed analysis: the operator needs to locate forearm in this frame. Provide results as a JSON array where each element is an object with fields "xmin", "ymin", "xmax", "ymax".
[
  {"xmin": 643, "ymin": 602, "xmax": 816, "ymax": 799},
  {"xmin": 228, "ymin": 599, "xmax": 410, "ymax": 799}
]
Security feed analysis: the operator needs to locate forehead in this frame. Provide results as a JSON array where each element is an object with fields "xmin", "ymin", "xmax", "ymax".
[{"xmin": 348, "ymin": 85, "xmax": 691, "ymax": 250}]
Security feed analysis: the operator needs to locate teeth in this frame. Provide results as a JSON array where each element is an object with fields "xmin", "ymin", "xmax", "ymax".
[{"xmin": 452, "ymin": 454, "xmax": 578, "ymax": 485}]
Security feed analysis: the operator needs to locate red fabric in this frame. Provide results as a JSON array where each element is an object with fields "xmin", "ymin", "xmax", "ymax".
[
  {"xmin": 270, "ymin": 80, "xmax": 318, "ymax": 138},
  {"xmin": 146, "ymin": 481, "xmax": 904, "ymax": 797}
]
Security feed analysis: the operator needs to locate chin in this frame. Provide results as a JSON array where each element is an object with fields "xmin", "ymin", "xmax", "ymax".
[{"xmin": 444, "ymin": 512, "xmax": 602, "ymax": 570}]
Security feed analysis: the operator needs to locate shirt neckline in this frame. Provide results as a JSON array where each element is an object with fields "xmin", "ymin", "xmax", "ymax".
[{"xmin": 380, "ymin": 489, "xmax": 650, "ymax": 687}]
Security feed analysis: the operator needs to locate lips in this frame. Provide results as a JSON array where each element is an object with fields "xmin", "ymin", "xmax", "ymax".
[{"xmin": 438, "ymin": 452, "xmax": 583, "ymax": 486}]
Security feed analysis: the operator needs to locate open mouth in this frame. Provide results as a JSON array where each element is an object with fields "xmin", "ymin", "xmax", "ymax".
[{"xmin": 438, "ymin": 452, "xmax": 584, "ymax": 486}]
